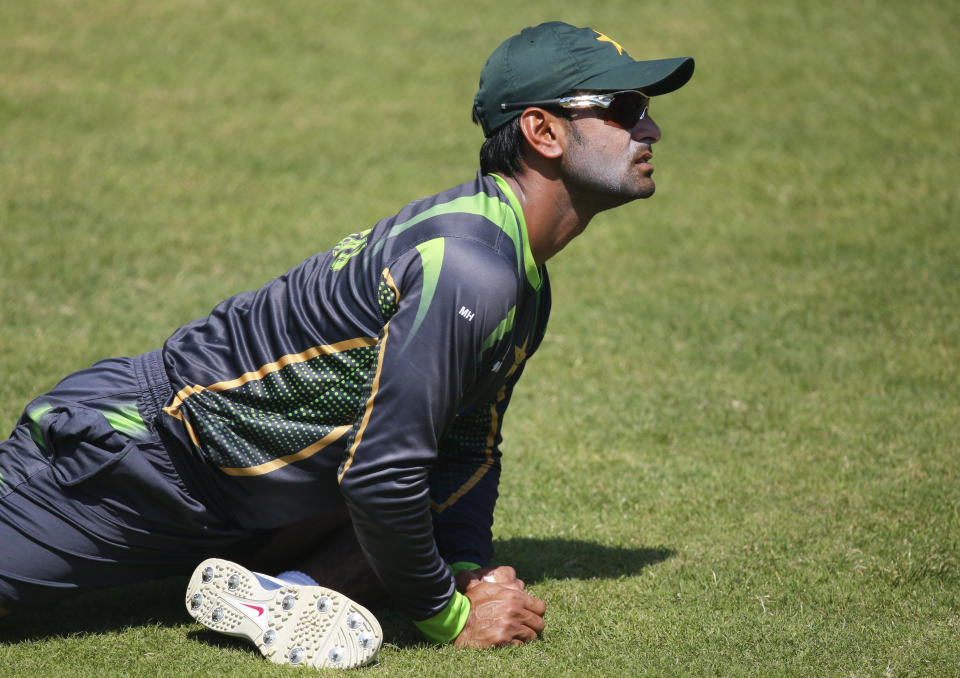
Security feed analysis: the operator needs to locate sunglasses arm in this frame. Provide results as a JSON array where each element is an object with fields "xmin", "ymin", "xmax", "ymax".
[{"xmin": 500, "ymin": 94, "xmax": 616, "ymax": 112}]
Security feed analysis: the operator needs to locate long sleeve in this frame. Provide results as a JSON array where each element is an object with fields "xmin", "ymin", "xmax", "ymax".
[
  {"xmin": 336, "ymin": 236, "xmax": 521, "ymax": 620},
  {"xmin": 429, "ymin": 361, "xmax": 530, "ymax": 567}
]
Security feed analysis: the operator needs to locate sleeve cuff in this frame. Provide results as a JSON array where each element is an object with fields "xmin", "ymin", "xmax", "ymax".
[
  {"xmin": 448, "ymin": 561, "xmax": 482, "ymax": 575},
  {"xmin": 412, "ymin": 590, "xmax": 471, "ymax": 644}
]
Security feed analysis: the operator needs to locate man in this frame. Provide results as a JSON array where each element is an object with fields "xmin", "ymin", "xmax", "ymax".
[{"xmin": 0, "ymin": 21, "xmax": 693, "ymax": 669}]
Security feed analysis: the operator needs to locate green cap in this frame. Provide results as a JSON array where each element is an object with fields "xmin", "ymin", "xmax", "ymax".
[{"xmin": 474, "ymin": 22, "xmax": 694, "ymax": 137}]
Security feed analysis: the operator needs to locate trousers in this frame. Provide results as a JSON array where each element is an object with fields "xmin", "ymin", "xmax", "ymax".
[{"xmin": 0, "ymin": 350, "xmax": 270, "ymax": 610}]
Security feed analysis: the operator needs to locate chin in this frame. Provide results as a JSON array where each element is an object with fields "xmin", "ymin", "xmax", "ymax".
[{"xmin": 632, "ymin": 182, "xmax": 656, "ymax": 200}]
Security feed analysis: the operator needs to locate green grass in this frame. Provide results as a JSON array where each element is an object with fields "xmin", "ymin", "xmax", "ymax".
[{"xmin": 1, "ymin": 0, "xmax": 958, "ymax": 675}]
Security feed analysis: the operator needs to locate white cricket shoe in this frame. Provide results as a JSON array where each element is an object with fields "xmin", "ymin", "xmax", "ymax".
[{"xmin": 185, "ymin": 558, "xmax": 382, "ymax": 669}]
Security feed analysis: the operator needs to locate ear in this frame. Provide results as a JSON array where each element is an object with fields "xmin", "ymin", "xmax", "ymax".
[{"xmin": 517, "ymin": 108, "xmax": 567, "ymax": 161}]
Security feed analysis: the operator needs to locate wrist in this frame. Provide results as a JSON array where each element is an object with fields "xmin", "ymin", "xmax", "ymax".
[{"xmin": 412, "ymin": 590, "xmax": 471, "ymax": 644}]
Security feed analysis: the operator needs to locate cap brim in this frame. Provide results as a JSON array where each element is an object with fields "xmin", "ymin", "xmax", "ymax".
[{"xmin": 578, "ymin": 56, "xmax": 695, "ymax": 96}]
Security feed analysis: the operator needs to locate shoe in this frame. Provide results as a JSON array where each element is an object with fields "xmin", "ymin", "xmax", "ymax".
[{"xmin": 186, "ymin": 558, "xmax": 382, "ymax": 669}]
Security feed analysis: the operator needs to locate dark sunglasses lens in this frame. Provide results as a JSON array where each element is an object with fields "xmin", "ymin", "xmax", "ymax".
[{"xmin": 607, "ymin": 93, "xmax": 649, "ymax": 128}]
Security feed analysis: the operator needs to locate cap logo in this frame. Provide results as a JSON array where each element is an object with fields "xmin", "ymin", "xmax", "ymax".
[{"xmin": 594, "ymin": 31, "xmax": 625, "ymax": 56}]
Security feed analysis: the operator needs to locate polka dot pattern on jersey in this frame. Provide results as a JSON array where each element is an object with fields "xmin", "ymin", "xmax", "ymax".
[
  {"xmin": 179, "ymin": 345, "xmax": 378, "ymax": 470},
  {"xmin": 377, "ymin": 277, "xmax": 398, "ymax": 320}
]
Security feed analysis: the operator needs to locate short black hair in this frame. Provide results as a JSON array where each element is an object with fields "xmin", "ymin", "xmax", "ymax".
[
  {"xmin": 472, "ymin": 107, "xmax": 525, "ymax": 177},
  {"xmin": 472, "ymin": 105, "xmax": 573, "ymax": 177}
]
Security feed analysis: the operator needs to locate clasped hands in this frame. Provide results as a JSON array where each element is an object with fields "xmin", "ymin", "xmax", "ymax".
[{"xmin": 452, "ymin": 565, "xmax": 546, "ymax": 647}]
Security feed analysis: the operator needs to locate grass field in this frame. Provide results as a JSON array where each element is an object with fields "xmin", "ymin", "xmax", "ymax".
[{"xmin": 1, "ymin": 1, "xmax": 958, "ymax": 676}]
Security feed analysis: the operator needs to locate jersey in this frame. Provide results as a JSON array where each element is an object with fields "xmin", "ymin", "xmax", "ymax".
[{"xmin": 158, "ymin": 172, "xmax": 551, "ymax": 622}]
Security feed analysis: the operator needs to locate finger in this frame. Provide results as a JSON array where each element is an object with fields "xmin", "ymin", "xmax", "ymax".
[
  {"xmin": 511, "ymin": 615, "xmax": 541, "ymax": 643},
  {"xmin": 519, "ymin": 591, "xmax": 546, "ymax": 617},
  {"xmin": 497, "ymin": 591, "xmax": 545, "ymax": 636},
  {"xmin": 484, "ymin": 574, "xmax": 524, "ymax": 591},
  {"xmin": 508, "ymin": 600, "xmax": 545, "ymax": 632},
  {"xmin": 482, "ymin": 565, "xmax": 512, "ymax": 582},
  {"xmin": 484, "ymin": 567, "xmax": 525, "ymax": 591},
  {"xmin": 519, "ymin": 606, "xmax": 546, "ymax": 635}
]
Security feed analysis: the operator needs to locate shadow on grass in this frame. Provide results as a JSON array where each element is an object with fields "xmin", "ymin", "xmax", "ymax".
[
  {"xmin": 382, "ymin": 537, "xmax": 675, "ymax": 648},
  {"xmin": 493, "ymin": 537, "xmax": 674, "ymax": 584},
  {"xmin": 0, "ymin": 537, "xmax": 672, "ymax": 649},
  {"xmin": 0, "ymin": 574, "xmax": 190, "ymax": 642}
]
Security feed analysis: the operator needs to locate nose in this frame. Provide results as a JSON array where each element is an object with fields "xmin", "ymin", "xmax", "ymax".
[{"xmin": 632, "ymin": 114, "xmax": 661, "ymax": 143}]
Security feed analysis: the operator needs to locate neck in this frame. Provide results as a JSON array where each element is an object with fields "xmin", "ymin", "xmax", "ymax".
[{"xmin": 497, "ymin": 170, "xmax": 599, "ymax": 266}]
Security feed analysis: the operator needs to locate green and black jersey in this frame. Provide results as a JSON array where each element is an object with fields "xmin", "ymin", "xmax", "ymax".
[{"xmin": 160, "ymin": 172, "xmax": 550, "ymax": 631}]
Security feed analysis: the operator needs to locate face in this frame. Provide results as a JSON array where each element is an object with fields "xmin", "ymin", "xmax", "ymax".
[{"xmin": 559, "ymin": 104, "xmax": 662, "ymax": 211}]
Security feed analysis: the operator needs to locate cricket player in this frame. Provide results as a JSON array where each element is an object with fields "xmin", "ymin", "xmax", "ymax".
[{"xmin": 0, "ymin": 21, "xmax": 693, "ymax": 669}]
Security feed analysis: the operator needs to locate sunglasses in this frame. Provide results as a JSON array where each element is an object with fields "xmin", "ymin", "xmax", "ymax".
[{"xmin": 499, "ymin": 90, "xmax": 651, "ymax": 129}]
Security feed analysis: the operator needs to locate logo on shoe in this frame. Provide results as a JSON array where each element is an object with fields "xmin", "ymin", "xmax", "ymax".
[{"xmin": 242, "ymin": 603, "xmax": 265, "ymax": 617}]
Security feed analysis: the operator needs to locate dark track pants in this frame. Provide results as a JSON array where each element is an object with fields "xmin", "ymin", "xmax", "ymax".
[{"xmin": 0, "ymin": 350, "xmax": 262, "ymax": 611}]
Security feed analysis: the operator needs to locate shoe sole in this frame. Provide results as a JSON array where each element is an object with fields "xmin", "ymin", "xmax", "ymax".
[{"xmin": 185, "ymin": 558, "xmax": 382, "ymax": 669}]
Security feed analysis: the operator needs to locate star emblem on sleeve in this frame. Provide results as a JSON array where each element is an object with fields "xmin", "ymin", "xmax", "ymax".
[{"xmin": 504, "ymin": 337, "xmax": 529, "ymax": 379}]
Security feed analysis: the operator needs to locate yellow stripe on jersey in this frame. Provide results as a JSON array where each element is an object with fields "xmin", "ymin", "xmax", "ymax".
[
  {"xmin": 163, "ymin": 336, "xmax": 378, "ymax": 417},
  {"xmin": 337, "ymin": 268, "xmax": 399, "ymax": 482},
  {"xmin": 162, "ymin": 336, "xmax": 378, "ymax": 465},
  {"xmin": 430, "ymin": 385, "xmax": 506, "ymax": 513},
  {"xmin": 218, "ymin": 424, "xmax": 352, "ymax": 476}
]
